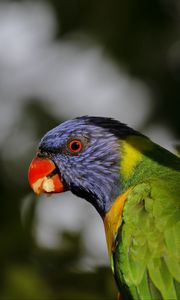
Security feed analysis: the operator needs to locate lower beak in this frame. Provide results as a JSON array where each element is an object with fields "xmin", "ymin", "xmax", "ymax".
[{"xmin": 28, "ymin": 157, "xmax": 65, "ymax": 195}]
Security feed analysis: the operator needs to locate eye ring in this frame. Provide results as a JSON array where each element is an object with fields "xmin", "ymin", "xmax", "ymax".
[{"xmin": 68, "ymin": 139, "xmax": 83, "ymax": 153}]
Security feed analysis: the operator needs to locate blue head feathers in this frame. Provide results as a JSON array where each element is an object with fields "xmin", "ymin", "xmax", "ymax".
[{"xmin": 38, "ymin": 116, "xmax": 137, "ymax": 216}]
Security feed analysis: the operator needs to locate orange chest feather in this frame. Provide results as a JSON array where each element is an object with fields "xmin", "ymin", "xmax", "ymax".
[{"xmin": 103, "ymin": 189, "xmax": 131, "ymax": 256}]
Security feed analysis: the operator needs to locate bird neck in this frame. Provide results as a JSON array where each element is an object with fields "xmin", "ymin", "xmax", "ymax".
[{"xmin": 91, "ymin": 135, "xmax": 152, "ymax": 216}]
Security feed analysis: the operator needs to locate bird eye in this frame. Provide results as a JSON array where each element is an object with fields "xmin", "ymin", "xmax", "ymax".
[{"xmin": 68, "ymin": 139, "xmax": 83, "ymax": 153}]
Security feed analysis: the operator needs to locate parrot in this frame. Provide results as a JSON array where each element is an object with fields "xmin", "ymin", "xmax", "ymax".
[{"xmin": 28, "ymin": 116, "xmax": 180, "ymax": 300}]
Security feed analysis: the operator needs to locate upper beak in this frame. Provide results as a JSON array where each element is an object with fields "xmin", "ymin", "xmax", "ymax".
[{"xmin": 28, "ymin": 157, "xmax": 65, "ymax": 195}]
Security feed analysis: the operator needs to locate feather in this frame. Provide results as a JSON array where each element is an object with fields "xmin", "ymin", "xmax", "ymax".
[{"xmin": 112, "ymin": 179, "xmax": 180, "ymax": 300}]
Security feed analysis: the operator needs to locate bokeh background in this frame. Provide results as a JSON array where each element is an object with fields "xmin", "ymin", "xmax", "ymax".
[{"xmin": 0, "ymin": 1, "xmax": 180, "ymax": 299}]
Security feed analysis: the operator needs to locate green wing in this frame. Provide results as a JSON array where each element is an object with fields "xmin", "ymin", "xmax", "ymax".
[{"xmin": 113, "ymin": 180, "xmax": 180, "ymax": 300}]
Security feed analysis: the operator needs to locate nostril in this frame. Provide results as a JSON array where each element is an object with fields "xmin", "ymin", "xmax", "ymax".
[{"xmin": 37, "ymin": 150, "xmax": 49, "ymax": 158}]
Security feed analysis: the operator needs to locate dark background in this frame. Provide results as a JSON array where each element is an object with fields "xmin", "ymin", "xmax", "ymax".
[{"xmin": 0, "ymin": 0, "xmax": 180, "ymax": 299}]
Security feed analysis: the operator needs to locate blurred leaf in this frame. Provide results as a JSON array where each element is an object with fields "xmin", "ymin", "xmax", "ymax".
[{"xmin": 1, "ymin": 264, "xmax": 53, "ymax": 300}]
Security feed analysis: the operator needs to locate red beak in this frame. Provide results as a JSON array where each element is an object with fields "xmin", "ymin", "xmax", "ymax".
[{"xmin": 28, "ymin": 157, "xmax": 65, "ymax": 195}]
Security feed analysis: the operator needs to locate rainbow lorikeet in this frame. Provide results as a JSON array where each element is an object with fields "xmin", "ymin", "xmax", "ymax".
[{"xmin": 28, "ymin": 116, "xmax": 180, "ymax": 300}]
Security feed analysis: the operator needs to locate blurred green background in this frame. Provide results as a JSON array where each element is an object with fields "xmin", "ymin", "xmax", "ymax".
[{"xmin": 0, "ymin": 0, "xmax": 180, "ymax": 299}]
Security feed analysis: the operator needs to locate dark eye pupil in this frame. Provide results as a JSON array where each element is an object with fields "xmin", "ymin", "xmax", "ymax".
[{"xmin": 71, "ymin": 142, "xmax": 80, "ymax": 151}]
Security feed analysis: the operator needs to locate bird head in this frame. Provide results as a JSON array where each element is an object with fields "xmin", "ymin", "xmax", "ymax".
[{"xmin": 28, "ymin": 116, "xmax": 136, "ymax": 216}]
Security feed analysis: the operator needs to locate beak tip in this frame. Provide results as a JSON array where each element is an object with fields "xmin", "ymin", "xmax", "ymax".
[{"xmin": 28, "ymin": 157, "xmax": 65, "ymax": 195}]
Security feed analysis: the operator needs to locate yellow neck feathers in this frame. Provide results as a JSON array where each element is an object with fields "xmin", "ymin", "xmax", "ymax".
[
  {"xmin": 120, "ymin": 135, "xmax": 153, "ymax": 180},
  {"xmin": 103, "ymin": 188, "xmax": 131, "ymax": 257}
]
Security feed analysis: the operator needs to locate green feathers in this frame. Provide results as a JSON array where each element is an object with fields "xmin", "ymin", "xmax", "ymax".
[
  {"xmin": 111, "ymin": 136, "xmax": 180, "ymax": 300},
  {"xmin": 114, "ymin": 180, "xmax": 180, "ymax": 299}
]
